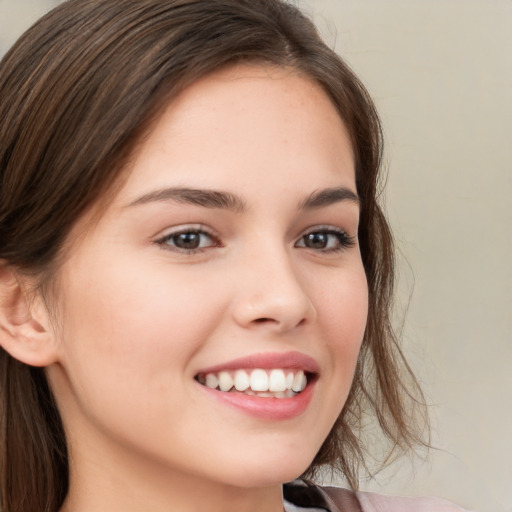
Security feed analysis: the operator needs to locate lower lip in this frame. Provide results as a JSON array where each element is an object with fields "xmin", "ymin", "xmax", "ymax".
[{"xmin": 198, "ymin": 380, "xmax": 316, "ymax": 421}]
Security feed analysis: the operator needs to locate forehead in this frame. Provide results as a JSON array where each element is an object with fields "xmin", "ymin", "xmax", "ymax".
[{"xmin": 116, "ymin": 64, "xmax": 355, "ymax": 204}]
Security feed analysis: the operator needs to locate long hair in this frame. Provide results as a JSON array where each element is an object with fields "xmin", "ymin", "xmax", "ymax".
[{"xmin": 0, "ymin": 1, "xmax": 428, "ymax": 510}]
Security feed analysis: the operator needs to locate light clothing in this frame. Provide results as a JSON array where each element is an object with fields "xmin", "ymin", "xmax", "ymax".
[{"xmin": 283, "ymin": 480, "xmax": 468, "ymax": 512}]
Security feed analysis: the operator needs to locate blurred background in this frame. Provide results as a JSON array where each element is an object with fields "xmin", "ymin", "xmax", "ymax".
[{"xmin": 1, "ymin": 1, "xmax": 511, "ymax": 511}]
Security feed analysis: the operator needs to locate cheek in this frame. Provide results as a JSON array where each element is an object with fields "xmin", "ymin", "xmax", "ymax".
[
  {"xmin": 297, "ymin": 265, "xmax": 368, "ymax": 447},
  {"xmin": 55, "ymin": 253, "xmax": 225, "ymax": 393},
  {"xmin": 321, "ymin": 267, "xmax": 368, "ymax": 333},
  {"xmin": 316, "ymin": 266, "xmax": 368, "ymax": 371},
  {"xmin": 51, "ymin": 256, "xmax": 231, "ymax": 448}
]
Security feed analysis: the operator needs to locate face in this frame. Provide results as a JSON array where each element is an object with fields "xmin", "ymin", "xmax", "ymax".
[{"xmin": 47, "ymin": 65, "xmax": 368, "ymax": 491}]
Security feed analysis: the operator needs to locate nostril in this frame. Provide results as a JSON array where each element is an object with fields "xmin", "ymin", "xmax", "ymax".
[
  {"xmin": 252, "ymin": 317, "xmax": 307, "ymax": 328},
  {"xmin": 254, "ymin": 318, "xmax": 273, "ymax": 323}
]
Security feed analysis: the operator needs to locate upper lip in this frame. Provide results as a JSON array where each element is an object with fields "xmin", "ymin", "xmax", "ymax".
[{"xmin": 195, "ymin": 351, "xmax": 320, "ymax": 376}]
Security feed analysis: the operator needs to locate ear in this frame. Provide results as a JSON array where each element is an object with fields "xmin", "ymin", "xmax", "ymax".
[{"xmin": 0, "ymin": 260, "xmax": 58, "ymax": 367}]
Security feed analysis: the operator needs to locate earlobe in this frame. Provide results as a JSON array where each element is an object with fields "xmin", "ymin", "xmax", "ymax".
[{"xmin": 0, "ymin": 260, "xmax": 58, "ymax": 367}]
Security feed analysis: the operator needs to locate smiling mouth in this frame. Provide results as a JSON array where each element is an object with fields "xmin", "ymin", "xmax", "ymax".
[{"xmin": 195, "ymin": 368, "xmax": 312, "ymax": 399}]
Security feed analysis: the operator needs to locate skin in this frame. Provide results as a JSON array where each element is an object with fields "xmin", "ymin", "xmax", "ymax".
[{"xmin": 38, "ymin": 64, "xmax": 369, "ymax": 512}]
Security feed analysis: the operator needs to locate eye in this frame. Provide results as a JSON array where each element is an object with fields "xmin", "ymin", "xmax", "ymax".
[
  {"xmin": 295, "ymin": 228, "xmax": 356, "ymax": 252},
  {"xmin": 156, "ymin": 227, "xmax": 219, "ymax": 253}
]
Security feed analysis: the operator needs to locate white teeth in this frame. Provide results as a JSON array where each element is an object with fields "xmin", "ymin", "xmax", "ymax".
[
  {"xmin": 199, "ymin": 368, "xmax": 310, "ymax": 395},
  {"xmin": 291, "ymin": 370, "xmax": 306, "ymax": 392},
  {"xmin": 205, "ymin": 373, "xmax": 218, "ymax": 389},
  {"xmin": 218, "ymin": 371, "xmax": 233, "ymax": 392},
  {"xmin": 300, "ymin": 373, "xmax": 307, "ymax": 391},
  {"xmin": 234, "ymin": 370, "xmax": 250, "ymax": 391},
  {"xmin": 268, "ymin": 369, "xmax": 286, "ymax": 392},
  {"xmin": 250, "ymin": 369, "xmax": 269, "ymax": 392}
]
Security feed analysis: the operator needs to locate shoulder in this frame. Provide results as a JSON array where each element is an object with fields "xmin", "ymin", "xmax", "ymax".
[
  {"xmin": 318, "ymin": 486, "xmax": 469, "ymax": 512},
  {"xmin": 283, "ymin": 481, "xmax": 468, "ymax": 512},
  {"xmin": 355, "ymin": 490, "xmax": 468, "ymax": 512}
]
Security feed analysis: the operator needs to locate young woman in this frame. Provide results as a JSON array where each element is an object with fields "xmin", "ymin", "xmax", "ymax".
[{"xmin": 0, "ymin": 1, "xmax": 466, "ymax": 511}]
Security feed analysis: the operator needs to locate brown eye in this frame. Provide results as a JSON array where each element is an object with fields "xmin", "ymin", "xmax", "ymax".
[
  {"xmin": 157, "ymin": 229, "xmax": 217, "ymax": 252},
  {"xmin": 173, "ymin": 232, "xmax": 202, "ymax": 249},
  {"xmin": 303, "ymin": 232, "xmax": 329, "ymax": 249},
  {"xmin": 295, "ymin": 229, "xmax": 356, "ymax": 252}
]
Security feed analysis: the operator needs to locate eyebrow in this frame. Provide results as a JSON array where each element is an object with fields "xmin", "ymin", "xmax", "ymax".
[
  {"xmin": 126, "ymin": 187, "xmax": 246, "ymax": 212},
  {"xmin": 298, "ymin": 187, "xmax": 359, "ymax": 210},
  {"xmin": 126, "ymin": 185, "xmax": 359, "ymax": 212}
]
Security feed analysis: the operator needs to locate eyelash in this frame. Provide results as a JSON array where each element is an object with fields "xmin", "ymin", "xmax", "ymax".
[
  {"xmin": 155, "ymin": 226, "xmax": 220, "ymax": 254},
  {"xmin": 155, "ymin": 225, "xmax": 356, "ymax": 255},
  {"xmin": 296, "ymin": 226, "xmax": 356, "ymax": 253}
]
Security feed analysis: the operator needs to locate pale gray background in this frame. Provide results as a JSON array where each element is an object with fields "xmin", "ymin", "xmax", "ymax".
[{"xmin": 1, "ymin": 1, "xmax": 511, "ymax": 511}]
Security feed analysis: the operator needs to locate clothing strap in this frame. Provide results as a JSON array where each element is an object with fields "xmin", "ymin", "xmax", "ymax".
[{"xmin": 283, "ymin": 481, "xmax": 363, "ymax": 512}]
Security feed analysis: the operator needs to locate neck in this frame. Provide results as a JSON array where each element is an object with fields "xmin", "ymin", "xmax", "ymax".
[{"xmin": 60, "ymin": 432, "xmax": 285, "ymax": 512}]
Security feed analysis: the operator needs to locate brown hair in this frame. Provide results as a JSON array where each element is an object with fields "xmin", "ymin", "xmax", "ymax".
[{"xmin": 0, "ymin": 0, "xmax": 428, "ymax": 510}]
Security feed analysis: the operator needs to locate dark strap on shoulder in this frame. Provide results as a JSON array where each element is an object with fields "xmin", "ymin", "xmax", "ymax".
[
  {"xmin": 283, "ymin": 481, "xmax": 363, "ymax": 512},
  {"xmin": 283, "ymin": 481, "xmax": 331, "ymax": 510}
]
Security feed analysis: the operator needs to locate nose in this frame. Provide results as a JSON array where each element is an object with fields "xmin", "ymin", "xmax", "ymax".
[{"xmin": 230, "ymin": 246, "xmax": 316, "ymax": 333}]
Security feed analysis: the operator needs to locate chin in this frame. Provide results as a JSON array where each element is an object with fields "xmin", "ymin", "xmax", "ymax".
[{"xmin": 215, "ymin": 451, "xmax": 315, "ymax": 489}]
